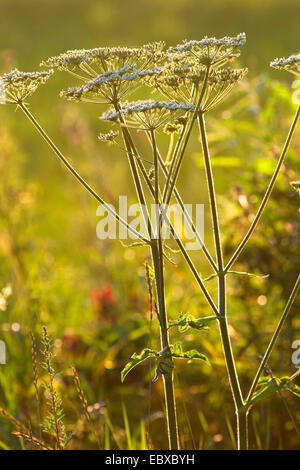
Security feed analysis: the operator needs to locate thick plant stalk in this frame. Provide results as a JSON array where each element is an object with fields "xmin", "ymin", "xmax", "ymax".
[
  {"xmin": 198, "ymin": 112, "xmax": 246, "ymax": 449},
  {"xmin": 115, "ymin": 111, "xmax": 179, "ymax": 449},
  {"xmin": 149, "ymin": 129, "xmax": 179, "ymax": 450},
  {"xmin": 151, "ymin": 242, "xmax": 179, "ymax": 449}
]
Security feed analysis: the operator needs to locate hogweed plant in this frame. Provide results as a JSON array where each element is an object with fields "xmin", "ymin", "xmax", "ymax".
[{"xmin": 1, "ymin": 34, "xmax": 300, "ymax": 450}]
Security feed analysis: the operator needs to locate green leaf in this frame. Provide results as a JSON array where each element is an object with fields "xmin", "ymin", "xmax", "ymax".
[
  {"xmin": 119, "ymin": 241, "xmax": 148, "ymax": 249},
  {"xmin": 169, "ymin": 313, "xmax": 217, "ymax": 332},
  {"xmin": 188, "ymin": 316, "xmax": 217, "ymax": 330},
  {"xmin": 250, "ymin": 378, "xmax": 279, "ymax": 406},
  {"xmin": 204, "ymin": 271, "xmax": 268, "ymax": 282},
  {"xmin": 121, "ymin": 348, "xmax": 158, "ymax": 382},
  {"xmin": 227, "ymin": 271, "xmax": 269, "ymax": 280},
  {"xmin": 171, "ymin": 342, "xmax": 209, "ymax": 364}
]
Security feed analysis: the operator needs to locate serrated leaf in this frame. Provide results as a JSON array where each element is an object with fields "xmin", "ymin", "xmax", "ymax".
[
  {"xmin": 169, "ymin": 313, "xmax": 216, "ymax": 332},
  {"xmin": 171, "ymin": 343, "xmax": 209, "ymax": 364},
  {"xmin": 121, "ymin": 348, "xmax": 158, "ymax": 382}
]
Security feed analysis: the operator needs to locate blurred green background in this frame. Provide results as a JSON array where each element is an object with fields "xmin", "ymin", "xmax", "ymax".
[{"xmin": 0, "ymin": 0, "xmax": 300, "ymax": 450}]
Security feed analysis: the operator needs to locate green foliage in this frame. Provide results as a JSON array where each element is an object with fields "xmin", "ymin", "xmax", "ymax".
[
  {"xmin": 121, "ymin": 348, "xmax": 158, "ymax": 382},
  {"xmin": 169, "ymin": 312, "xmax": 217, "ymax": 332},
  {"xmin": 171, "ymin": 342, "xmax": 209, "ymax": 364}
]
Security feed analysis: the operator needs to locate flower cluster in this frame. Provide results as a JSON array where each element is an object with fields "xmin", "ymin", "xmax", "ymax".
[
  {"xmin": 141, "ymin": 33, "xmax": 247, "ymax": 111},
  {"xmin": 271, "ymin": 54, "xmax": 300, "ymax": 75},
  {"xmin": 41, "ymin": 42, "xmax": 165, "ymax": 79},
  {"xmin": 201, "ymin": 67, "xmax": 248, "ymax": 112},
  {"xmin": 100, "ymin": 99, "xmax": 196, "ymax": 130},
  {"xmin": 168, "ymin": 33, "xmax": 246, "ymax": 68},
  {"xmin": 0, "ymin": 69, "xmax": 53, "ymax": 104},
  {"xmin": 98, "ymin": 129, "xmax": 119, "ymax": 143},
  {"xmin": 148, "ymin": 58, "xmax": 247, "ymax": 110},
  {"xmin": 60, "ymin": 64, "xmax": 162, "ymax": 104}
]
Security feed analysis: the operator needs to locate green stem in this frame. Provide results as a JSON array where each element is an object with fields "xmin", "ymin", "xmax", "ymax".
[
  {"xmin": 247, "ymin": 275, "xmax": 300, "ymax": 402},
  {"xmin": 237, "ymin": 409, "xmax": 248, "ymax": 451},
  {"xmin": 118, "ymin": 122, "xmax": 218, "ymax": 313},
  {"xmin": 117, "ymin": 115, "xmax": 179, "ymax": 449},
  {"xmin": 225, "ymin": 103, "xmax": 300, "ymax": 272},
  {"xmin": 218, "ymin": 276, "xmax": 246, "ymax": 449},
  {"xmin": 199, "ymin": 112, "xmax": 246, "ymax": 449},
  {"xmin": 19, "ymin": 103, "xmax": 148, "ymax": 243},
  {"xmin": 198, "ymin": 112, "xmax": 223, "ymax": 269},
  {"xmin": 150, "ymin": 129, "xmax": 179, "ymax": 450},
  {"xmin": 155, "ymin": 146, "xmax": 218, "ymax": 273},
  {"xmin": 163, "ymin": 67, "xmax": 211, "ymax": 207},
  {"xmin": 114, "ymin": 104, "xmax": 153, "ymax": 238}
]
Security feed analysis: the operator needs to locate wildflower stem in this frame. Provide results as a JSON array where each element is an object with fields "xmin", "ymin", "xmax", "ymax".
[
  {"xmin": 18, "ymin": 103, "xmax": 148, "ymax": 243},
  {"xmin": 118, "ymin": 122, "xmax": 217, "ymax": 312},
  {"xmin": 225, "ymin": 103, "xmax": 300, "ymax": 272},
  {"xmin": 162, "ymin": 122, "xmax": 188, "ymax": 204},
  {"xmin": 114, "ymin": 103, "xmax": 154, "ymax": 238},
  {"xmin": 247, "ymin": 275, "xmax": 300, "ymax": 402},
  {"xmin": 144, "ymin": 132, "xmax": 218, "ymax": 272},
  {"xmin": 198, "ymin": 111, "xmax": 245, "ymax": 449},
  {"xmin": 117, "ymin": 107, "xmax": 179, "ymax": 449},
  {"xmin": 149, "ymin": 129, "xmax": 179, "ymax": 450},
  {"xmin": 163, "ymin": 66, "xmax": 211, "ymax": 207},
  {"xmin": 198, "ymin": 112, "xmax": 223, "ymax": 269}
]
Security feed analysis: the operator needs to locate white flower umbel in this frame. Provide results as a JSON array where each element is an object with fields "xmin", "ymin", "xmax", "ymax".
[
  {"xmin": 271, "ymin": 53, "xmax": 300, "ymax": 75},
  {"xmin": 99, "ymin": 99, "xmax": 196, "ymax": 130},
  {"xmin": 168, "ymin": 33, "xmax": 246, "ymax": 68},
  {"xmin": 149, "ymin": 60, "xmax": 247, "ymax": 111},
  {"xmin": 0, "ymin": 69, "xmax": 53, "ymax": 104},
  {"xmin": 41, "ymin": 42, "xmax": 165, "ymax": 81},
  {"xmin": 60, "ymin": 64, "xmax": 162, "ymax": 104}
]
